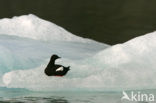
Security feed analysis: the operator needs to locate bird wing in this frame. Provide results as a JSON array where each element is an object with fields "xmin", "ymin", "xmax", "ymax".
[{"xmin": 56, "ymin": 67, "xmax": 64, "ymax": 72}]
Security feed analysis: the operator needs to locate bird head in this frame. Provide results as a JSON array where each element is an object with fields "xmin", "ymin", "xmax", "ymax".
[{"xmin": 51, "ymin": 54, "xmax": 61, "ymax": 60}]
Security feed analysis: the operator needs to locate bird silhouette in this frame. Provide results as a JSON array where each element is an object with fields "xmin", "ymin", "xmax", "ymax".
[{"xmin": 44, "ymin": 54, "xmax": 70, "ymax": 76}]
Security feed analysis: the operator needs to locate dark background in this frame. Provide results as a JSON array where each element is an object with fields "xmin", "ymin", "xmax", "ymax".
[{"xmin": 0, "ymin": 0, "xmax": 156, "ymax": 45}]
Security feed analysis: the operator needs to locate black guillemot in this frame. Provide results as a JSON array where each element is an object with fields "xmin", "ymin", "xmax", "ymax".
[{"xmin": 44, "ymin": 54, "xmax": 70, "ymax": 76}]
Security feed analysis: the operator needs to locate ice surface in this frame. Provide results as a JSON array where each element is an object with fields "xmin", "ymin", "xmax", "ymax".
[
  {"xmin": 0, "ymin": 14, "xmax": 96, "ymax": 43},
  {"xmin": 0, "ymin": 14, "xmax": 156, "ymax": 91},
  {"xmin": 0, "ymin": 14, "xmax": 108, "ymax": 90}
]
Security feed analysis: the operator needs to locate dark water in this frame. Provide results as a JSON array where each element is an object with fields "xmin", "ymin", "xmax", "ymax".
[{"xmin": 0, "ymin": 0, "xmax": 156, "ymax": 44}]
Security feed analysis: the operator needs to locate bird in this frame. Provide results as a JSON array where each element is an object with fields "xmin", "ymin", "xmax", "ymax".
[{"xmin": 44, "ymin": 54, "xmax": 70, "ymax": 76}]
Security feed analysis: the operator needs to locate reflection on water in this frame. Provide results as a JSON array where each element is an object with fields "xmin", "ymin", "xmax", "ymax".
[
  {"xmin": 0, "ymin": 89, "xmax": 155, "ymax": 103},
  {"xmin": 0, "ymin": 96, "xmax": 69, "ymax": 103}
]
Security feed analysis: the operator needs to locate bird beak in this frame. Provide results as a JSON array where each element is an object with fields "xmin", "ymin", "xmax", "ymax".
[{"xmin": 58, "ymin": 56, "xmax": 61, "ymax": 59}]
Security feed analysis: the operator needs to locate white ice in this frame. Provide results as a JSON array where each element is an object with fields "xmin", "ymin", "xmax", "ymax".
[{"xmin": 0, "ymin": 14, "xmax": 156, "ymax": 91}]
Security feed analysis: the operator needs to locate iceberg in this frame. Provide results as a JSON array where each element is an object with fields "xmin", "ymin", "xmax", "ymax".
[
  {"xmin": 0, "ymin": 14, "xmax": 108, "ymax": 90},
  {"xmin": 0, "ymin": 14, "xmax": 93, "ymax": 42},
  {"xmin": 0, "ymin": 14, "xmax": 156, "ymax": 91}
]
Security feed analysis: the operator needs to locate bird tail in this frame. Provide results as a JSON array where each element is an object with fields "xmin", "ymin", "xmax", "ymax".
[{"xmin": 68, "ymin": 66, "xmax": 70, "ymax": 70}]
